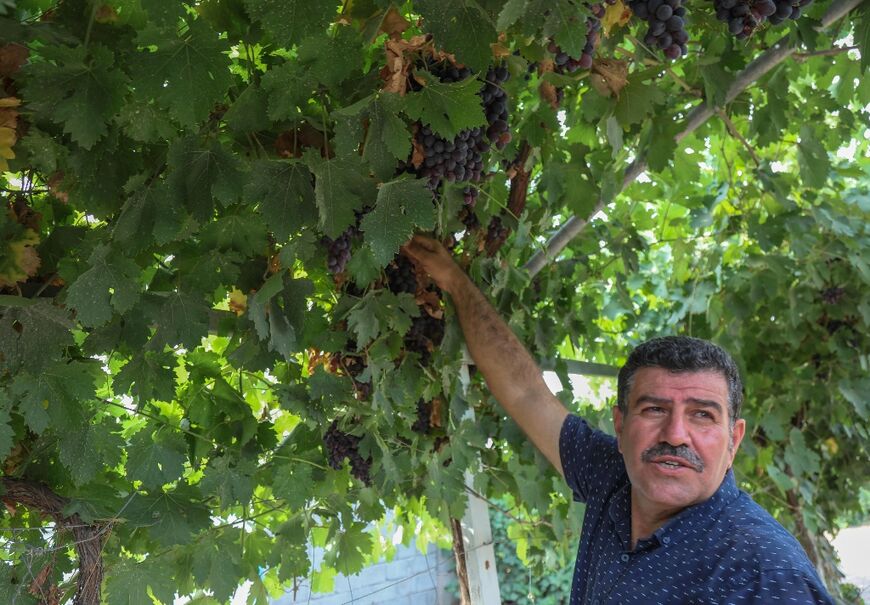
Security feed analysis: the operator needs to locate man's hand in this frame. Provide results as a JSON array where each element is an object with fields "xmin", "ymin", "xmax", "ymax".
[
  {"xmin": 402, "ymin": 235, "xmax": 466, "ymax": 296},
  {"xmin": 404, "ymin": 232, "xmax": 569, "ymax": 476}
]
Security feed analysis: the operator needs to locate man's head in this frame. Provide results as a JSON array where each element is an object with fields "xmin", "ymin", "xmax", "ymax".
[{"xmin": 612, "ymin": 337, "xmax": 747, "ymax": 522}]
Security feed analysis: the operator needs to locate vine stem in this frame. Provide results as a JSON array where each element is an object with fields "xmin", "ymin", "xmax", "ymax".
[{"xmin": 523, "ymin": 0, "xmax": 864, "ymax": 278}]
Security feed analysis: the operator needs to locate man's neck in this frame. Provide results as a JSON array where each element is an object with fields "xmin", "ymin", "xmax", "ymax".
[{"xmin": 629, "ymin": 491, "xmax": 681, "ymax": 550}]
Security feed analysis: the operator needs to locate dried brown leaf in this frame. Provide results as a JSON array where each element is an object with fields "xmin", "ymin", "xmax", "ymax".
[
  {"xmin": 592, "ymin": 59, "xmax": 629, "ymax": 97},
  {"xmin": 378, "ymin": 6, "xmax": 410, "ymax": 39}
]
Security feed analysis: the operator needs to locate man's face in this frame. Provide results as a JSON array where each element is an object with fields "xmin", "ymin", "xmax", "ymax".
[{"xmin": 613, "ymin": 367, "xmax": 746, "ymax": 519}]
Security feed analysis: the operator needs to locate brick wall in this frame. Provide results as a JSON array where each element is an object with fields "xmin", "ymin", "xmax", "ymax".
[{"xmin": 273, "ymin": 542, "xmax": 458, "ymax": 605}]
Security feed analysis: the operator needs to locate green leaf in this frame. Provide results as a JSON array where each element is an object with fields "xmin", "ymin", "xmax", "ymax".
[
  {"xmin": 224, "ymin": 84, "xmax": 271, "ymax": 134},
  {"xmin": 497, "ymin": 0, "xmax": 528, "ymax": 30},
  {"xmin": 403, "ymin": 73, "xmax": 487, "ymax": 140},
  {"xmin": 23, "ymin": 44, "xmax": 128, "ymax": 149},
  {"xmin": 0, "ymin": 395, "xmax": 14, "ymax": 463},
  {"xmin": 168, "ymin": 136, "xmax": 245, "ymax": 222},
  {"xmin": 298, "ymin": 29, "xmax": 365, "ymax": 90},
  {"xmin": 11, "ymin": 362, "xmax": 97, "ymax": 434},
  {"xmin": 243, "ymin": 0, "xmax": 340, "ymax": 47},
  {"xmin": 131, "ymin": 21, "xmax": 233, "ymax": 126},
  {"xmin": 151, "ymin": 291, "xmax": 211, "ymax": 350},
  {"xmin": 0, "ymin": 299, "xmax": 74, "ymax": 374},
  {"xmin": 323, "ymin": 521, "xmax": 373, "ymax": 575},
  {"xmin": 272, "ymin": 462, "xmax": 313, "ymax": 510},
  {"xmin": 201, "ymin": 211, "xmax": 268, "ymax": 256},
  {"xmin": 345, "ymin": 245, "xmax": 382, "ymax": 287},
  {"xmin": 308, "ymin": 153, "xmax": 377, "ymax": 238},
  {"xmin": 245, "ymin": 160, "xmax": 317, "ymax": 242},
  {"xmin": 65, "ymin": 244, "xmax": 141, "ymax": 328},
  {"xmin": 613, "ymin": 80, "xmax": 666, "ymax": 127},
  {"xmin": 58, "ymin": 418, "xmax": 124, "ymax": 485},
  {"xmin": 365, "ymin": 93, "xmax": 412, "ymax": 181},
  {"xmin": 125, "ymin": 487, "xmax": 211, "ymax": 547},
  {"xmin": 416, "ymin": 0, "xmax": 497, "ymax": 71},
  {"xmin": 838, "ymin": 377, "xmax": 869, "ymax": 417},
  {"xmin": 857, "ymin": 7, "xmax": 870, "ymax": 73},
  {"xmin": 105, "ymin": 556, "xmax": 176, "ymax": 605},
  {"xmin": 360, "ymin": 178, "xmax": 436, "ymax": 266},
  {"xmin": 248, "ymin": 274, "xmax": 314, "ymax": 359},
  {"xmin": 797, "ymin": 125, "xmax": 830, "ymax": 188},
  {"xmin": 199, "ymin": 454, "xmax": 256, "ymax": 509},
  {"xmin": 126, "ymin": 428, "xmax": 187, "ymax": 489},
  {"xmin": 191, "ymin": 532, "xmax": 244, "ymax": 602},
  {"xmin": 347, "ymin": 290, "xmax": 419, "ymax": 347},
  {"xmin": 261, "ymin": 61, "xmax": 316, "ymax": 121},
  {"xmin": 700, "ymin": 62, "xmax": 732, "ymax": 109},
  {"xmin": 114, "ymin": 350, "xmax": 177, "ymax": 403}
]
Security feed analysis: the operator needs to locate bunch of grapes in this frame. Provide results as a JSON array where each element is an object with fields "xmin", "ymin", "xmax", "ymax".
[
  {"xmin": 484, "ymin": 215, "xmax": 511, "ymax": 256},
  {"xmin": 324, "ymin": 419, "xmax": 372, "ymax": 485},
  {"xmin": 547, "ymin": 3, "xmax": 607, "ymax": 73},
  {"xmin": 629, "ymin": 0, "xmax": 689, "ymax": 59},
  {"xmin": 769, "ymin": 0, "xmax": 813, "ymax": 25},
  {"xmin": 323, "ymin": 227, "xmax": 355, "ymax": 274},
  {"xmin": 821, "ymin": 286, "xmax": 845, "ymax": 305},
  {"xmin": 386, "ymin": 254, "xmax": 418, "ymax": 294},
  {"xmin": 411, "ymin": 399, "xmax": 432, "ymax": 434},
  {"xmin": 405, "ymin": 311, "xmax": 446, "ymax": 366}
]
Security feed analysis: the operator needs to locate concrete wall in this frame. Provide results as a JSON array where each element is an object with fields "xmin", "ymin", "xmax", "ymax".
[{"xmin": 273, "ymin": 542, "xmax": 458, "ymax": 605}]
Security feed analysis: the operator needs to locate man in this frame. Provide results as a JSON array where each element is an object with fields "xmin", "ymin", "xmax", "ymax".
[{"xmin": 403, "ymin": 235, "xmax": 833, "ymax": 604}]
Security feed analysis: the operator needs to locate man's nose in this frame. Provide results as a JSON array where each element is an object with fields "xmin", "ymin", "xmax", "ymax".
[{"xmin": 661, "ymin": 410, "xmax": 690, "ymax": 445}]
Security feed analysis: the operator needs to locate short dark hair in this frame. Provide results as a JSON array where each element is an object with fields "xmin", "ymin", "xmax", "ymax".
[{"xmin": 616, "ymin": 336, "xmax": 744, "ymax": 426}]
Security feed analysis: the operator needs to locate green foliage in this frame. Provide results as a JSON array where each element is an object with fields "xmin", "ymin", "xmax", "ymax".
[{"xmin": 0, "ymin": 0, "xmax": 867, "ymax": 603}]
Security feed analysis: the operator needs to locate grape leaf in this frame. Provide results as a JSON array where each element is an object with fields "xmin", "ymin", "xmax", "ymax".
[
  {"xmin": 323, "ymin": 521, "xmax": 373, "ymax": 575},
  {"xmin": 224, "ymin": 84, "xmax": 271, "ymax": 133},
  {"xmin": 403, "ymin": 73, "xmax": 486, "ymax": 141},
  {"xmin": 114, "ymin": 350, "xmax": 177, "ymax": 403},
  {"xmin": 150, "ymin": 291, "xmax": 211, "ymax": 350},
  {"xmin": 242, "ymin": 0, "xmax": 340, "ymax": 47},
  {"xmin": 298, "ymin": 29, "xmax": 365, "ymax": 90},
  {"xmin": 168, "ymin": 135, "xmax": 245, "ymax": 222},
  {"xmin": 345, "ymin": 245, "xmax": 382, "ymax": 287},
  {"xmin": 858, "ymin": 7, "xmax": 870, "ymax": 73},
  {"xmin": 126, "ymin": 428, "xmax": 187, "ymax": 489},
  {"xmin": 613, "ymin": 79, "xmax": 666, "ymax": 127},
  {"xmin": 244, "ymin": 160, "xmax": 317, "ymax": 242},
  {"xmin": 0, "ymin": 394, "xmax": 13, "ymax": 463},
  {"xmin": 261, "ymin": 61, "xmax": 316, "ymax": 121},
  {"xmin": 272, "ymin": 462, "xmax": 313, "ymax": 510},
  {"xmin": 105, "ymin": 556, "xmax": 176, "ymax": 605},
  {"xmin": 65, "ymin": 244, "xmax": 141, "ymax": 328},
  {"xmin": 11, "ymin": 362, "xmax": 97, "ymax": 435},
  {"xmin": 124, "ymin": 487, "xmax": 211, "ymax": 547},
  {"xmin": 551, "ymin": 2, "xmax": 590, "ymax": 58},
  {"xmin": 365, "ymin": 93, "xmax": 412, "ymax": 181},
  {"xmin": 797, "ymin": 125, "xmax": 830, "ymax": 188},
  {"xmin": 416, "ymin": 0, "xmax": 497, "ymax": 71},
  {"xmin": 347, "ymin": 290, "xmax": 419, "ymax": 347},
  {"xmin": 0, "ymin": 299, "xmax": 74, "ymax": 374},
  {"xmin": 191, "ymin": 532, "xmax": 244, "ymax": 602},
  {"xmin": 497, "ymin": 0, "xmax": 529, "ymax": 30},
  {"xmin": 116, "ymin": 100, "xmax": 176, "ymax": 143},
  {"xmin": 22, "ymin": 44, "xmax": 128, "ymax": 149},
  {"xmin": 131, "ymin": 21, "xmax": 232, "ymax": 126},
  {"xmin": 308, "ymin": 153, "xmax": 377, "ymax": 238},
  {"xmin": 58, "ymin": 419, "xmax": 124, "ymax": 485},
  {"xmin": 248, "ymin": 274, "xmax": 313, "ymax": 360},
  {"xmin": 113, "ymin": 179, "xmax": 174, "ymax": 253},
  {"xmin": 201, "ymin": 211, "xmax": 268, "ymax": 255},
  {"xmin": 199, "ymin": 454, "xmax": 256, "ymax": 509},
  {"xmin": 360, "ymin": 178, "xmax": 436, "ymax": 266}
]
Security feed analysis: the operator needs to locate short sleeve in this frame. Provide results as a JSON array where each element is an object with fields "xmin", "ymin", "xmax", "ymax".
[
  {"xmin": 720, "ymin": 568, "xmax": 835, "ymax": 604},
  {"xmin": 558, "ymin": 414, "xmax": 623, "ymax": 503}
]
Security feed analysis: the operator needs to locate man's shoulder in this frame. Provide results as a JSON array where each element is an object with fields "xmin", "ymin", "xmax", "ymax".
[{"xmin": 716, "ymin": 491, "xmax": 817, "ymax": 572}]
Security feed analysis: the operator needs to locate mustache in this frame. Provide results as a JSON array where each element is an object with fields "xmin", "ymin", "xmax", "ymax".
[{"xmin": 641, "ymin": 443, "xmax": 705, "ymax": 473}]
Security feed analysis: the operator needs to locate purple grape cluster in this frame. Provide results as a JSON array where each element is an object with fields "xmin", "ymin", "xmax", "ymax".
[
  {"xmin": 404, "ymin": 312, "xmax": 446, "ymax": 366},
  {"xmin": 548, "ymin": 4, "xmax": 605, "ymax": 73},
  {"xmin": 411, "ymin": 399, "xmax": 432, "ymax": 434},
  {"xmin": 769, "ymin": 0, "xmax": 813, "ymax": 25},
  {"xmin": 324, "ymin": 419, "xmax": 372, "ymax": 485},
  {"xmin": 386, "ymin": 254, "xmax": 417, "ymax": 294},
  {"xmin": 711, "ymin": 0, "xmax": 810, "ymax": 37},
  {"xmin": 484, "ymin": 215, "xmax": 510, "ymax": 256},
  {"xmin": 821, "ymin": 287, "xmax": 845, "ymax": 305},
  {"xmin": 629, "ymin": 0, "xmax": 689, "ymax": 59},
  {"xmin": 323, "ymin": 227, "xmax": 356, "ymax": 274},
  {"xmin": 415, "ymin": 62, "xmax": 511, "ymax": 188}
]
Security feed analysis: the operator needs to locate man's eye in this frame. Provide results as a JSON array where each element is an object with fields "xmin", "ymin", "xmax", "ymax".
[
  {"xmin": 643, "ymin": 406, "xmax": 665, "ymax": 414},
  {"xmin": 694, "ymin": 410, "xmax": 714, "ymax": 419}
]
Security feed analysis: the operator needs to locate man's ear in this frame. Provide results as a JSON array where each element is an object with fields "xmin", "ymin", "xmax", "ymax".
[
  {"xmin": 728, "ymin": 418, "xmax": 746, "ymax": 464},
  {"xmin": 613, "ymin": 406, "xmax": 624, "ymax": 453}
]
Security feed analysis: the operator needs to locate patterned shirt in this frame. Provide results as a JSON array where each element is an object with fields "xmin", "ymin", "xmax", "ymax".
[{"xmin": 559, "ymin": 414, "xmax": 834, "ymax": 604}]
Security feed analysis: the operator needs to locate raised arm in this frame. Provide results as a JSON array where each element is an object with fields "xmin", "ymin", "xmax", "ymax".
[{"xmin": 403, "ymin": 235, "xmax": 569, "ymax": 475}]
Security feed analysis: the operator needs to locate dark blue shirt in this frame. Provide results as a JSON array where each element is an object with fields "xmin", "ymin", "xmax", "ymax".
[{"xmin": 559, "ymin": 414, "xmax": 834, "ymax": 604}]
